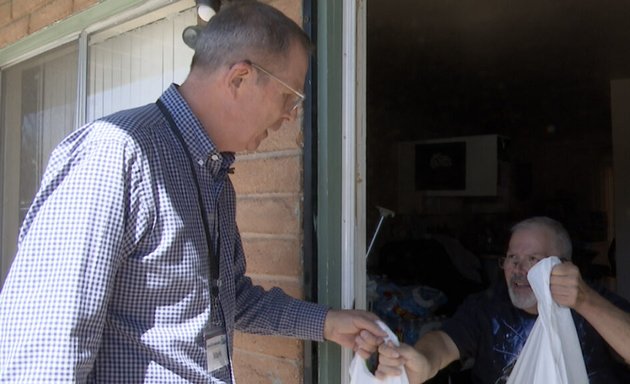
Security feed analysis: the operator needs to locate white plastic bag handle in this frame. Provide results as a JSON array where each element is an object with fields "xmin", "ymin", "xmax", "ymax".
[{"xmin": 349, "ymin": 320, "xmax": 410, "ymax": 384}]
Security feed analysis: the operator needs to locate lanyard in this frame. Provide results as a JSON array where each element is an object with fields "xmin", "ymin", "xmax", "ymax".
[{"xmin": 156, "ymin": 99, "xmax": 221, "ymax": 298}]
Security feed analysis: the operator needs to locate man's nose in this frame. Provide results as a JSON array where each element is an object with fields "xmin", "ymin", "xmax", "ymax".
[{"xmin": 514, "ymin": 259, "xmax": 532, "ymax": 272}]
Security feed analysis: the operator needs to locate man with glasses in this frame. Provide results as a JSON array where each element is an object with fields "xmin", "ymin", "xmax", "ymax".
[
  {"xmin": 0, "ymin": 1, "xmax": 386, "ymax": 383},
  {"xmin": 364, "ymin": 216, "xmax": 630, "ymax": 383}
]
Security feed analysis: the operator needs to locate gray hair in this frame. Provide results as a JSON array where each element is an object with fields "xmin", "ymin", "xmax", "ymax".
[
  {"xmin": 191, "ymin": 0, "xmax": 313, "ymax": 72},
  {"xmin": 511, "ymin": 216, "xmax": 573, "ymax": 260}
]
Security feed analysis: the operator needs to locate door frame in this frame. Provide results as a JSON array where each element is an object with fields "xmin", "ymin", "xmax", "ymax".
[{"xmin": 316, "ymin": 0, "xmax": 367, "ymax": 382}]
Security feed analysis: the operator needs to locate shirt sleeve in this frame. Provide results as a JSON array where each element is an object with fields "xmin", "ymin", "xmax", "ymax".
[
  {"xmin": 230, "ymin": 230, "xmax": 329, "ymax": 341},
  {"xmin": 440, "ymin": 292, "xmax": 486, "ymax": 361},
  {"xmin": 0, "ymin": 129, "xmax": 136, "ymax": 382}
]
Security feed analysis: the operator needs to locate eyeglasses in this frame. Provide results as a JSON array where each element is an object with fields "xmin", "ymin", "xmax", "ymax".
[
  {"xmin": 248, "ymin": 61, "xmax": 306, "ymax": 112},
  {"xmin": 498, "ymin": 254, "xmax": 544, "ymax": 270}
]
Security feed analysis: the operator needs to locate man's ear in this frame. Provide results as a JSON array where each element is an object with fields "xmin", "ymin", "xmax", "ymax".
[{"xmin": 226, "ymin": 62, "xmax": 253, "ymax": 97}]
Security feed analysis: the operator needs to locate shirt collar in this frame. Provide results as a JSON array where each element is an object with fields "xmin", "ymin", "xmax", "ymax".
[{"xmin": 158, "ymin": 84, "xmax": 235, "ymax": 170}]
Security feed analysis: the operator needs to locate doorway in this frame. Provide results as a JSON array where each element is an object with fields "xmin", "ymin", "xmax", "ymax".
[{"xmin": 362, "ymin": 1, "xmax": 630, "ymax": 381}]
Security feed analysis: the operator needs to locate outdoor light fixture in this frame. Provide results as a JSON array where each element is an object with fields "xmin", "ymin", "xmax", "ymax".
[
  {"xmin": 197, "ymin": 0, "xmax": 221, "ymax": 22},
  {"xmin": 182, "ymin": 25, "xmax": 201, "ymax": 49},
  {"xmin": 183, "ymin": 0, "xmax": 222, "ymax": 49}
]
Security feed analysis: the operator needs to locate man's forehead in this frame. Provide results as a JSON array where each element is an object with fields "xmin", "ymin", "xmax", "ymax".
[{"xmin": 510, "ymin": 226, "xmax": 552, "ymax": 244}]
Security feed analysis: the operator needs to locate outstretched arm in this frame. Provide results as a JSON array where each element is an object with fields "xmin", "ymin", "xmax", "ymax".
[
  {"xmin": 376, "ymin": 330, "xmax": 460, "ymax": 384},
  {"xmin": 551, "ymin": 262, "xmax": 630, "ymax": 363}
]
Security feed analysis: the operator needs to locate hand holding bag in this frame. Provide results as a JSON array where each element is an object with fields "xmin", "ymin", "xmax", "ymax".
[
  {"xmin": 349, "ymin": 320, "xmax": 410, "ymax": 384},
  {"xmin": 506, "ymin": 256, "xmax": 588, "ymax": 384}
]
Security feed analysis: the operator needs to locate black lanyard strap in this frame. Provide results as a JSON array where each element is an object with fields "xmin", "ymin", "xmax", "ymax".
[{"xmin": 156, "ymin": 99, "xmax": 221, "ymax": 298}]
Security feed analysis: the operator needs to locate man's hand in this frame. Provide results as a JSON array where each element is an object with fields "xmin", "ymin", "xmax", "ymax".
[
  {"xmin": 375, "ymin": 330, "xmax": 459, "ymax": 384},
  {"xmin": 376, "ymin": 342, "xmax": 431, "ymax": 384},
  {"xmin": 323, "ymin": 309, "xmax": 386, "ymax": 358},
  {"xmin": 551, "ymin": 260, "xmax": 630, "ymax": 362},
  {"xmin": 550, "ymin": 261, "xmax": 590, "ymax": 309}
]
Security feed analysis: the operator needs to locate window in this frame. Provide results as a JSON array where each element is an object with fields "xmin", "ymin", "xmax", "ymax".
[
  {"xmin": 1, "ymin": 43, "xmax": 78, "ymax": 283},
  {"xmin": 1, "ymin": 8, "xmax": 195, "ymax": 287}
]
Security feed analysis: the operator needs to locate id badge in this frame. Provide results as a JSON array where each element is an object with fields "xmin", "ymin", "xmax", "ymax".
[{"xmin": 205, "ymin": 325, "xmax": 229, "ymax": 372}]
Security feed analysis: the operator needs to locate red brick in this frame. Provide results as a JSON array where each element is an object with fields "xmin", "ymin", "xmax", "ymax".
[
  {"xmin": 234, "ymin": 332, "xmax": 303, "ymax": 358},
  {"xmin": 0, "ymin": 16, "xmax": 28, "ymax": 48},
  {"xmin": 11, "ymin": 0, "xmax": 48, "ymax": 20},
  {"xmin": 233, "ymin": 349, "xmax": 302, "ymax": 384},
  {"xmin": 242, "ymin": 237, "xmax": 301, "ymax": 276},
  {"xmin": 73, "ymin": 0, "xmax": 98, "ymax": 13},
  {"xmin": 267, "ymin": 0, "xmax": 303, "ymax": 26},
  {"xmin": 29, "ymin": 0, "xmax": 73, "ymax": 34},
  {"xmin": 236, "ymin": 195, "xmax": 301, "ymax": 235},
  {"xmin": 0, "ymin": 2, "xmax": 11, "ymax": 25},
  {"xmin": 232, "ymin": 155, "xmax": 302, "ymax": 194}
]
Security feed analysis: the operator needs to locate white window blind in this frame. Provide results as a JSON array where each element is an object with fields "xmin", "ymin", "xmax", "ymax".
[{"xmin": 87, "ymin": 9, "xmax": 194, "ymax": 120}]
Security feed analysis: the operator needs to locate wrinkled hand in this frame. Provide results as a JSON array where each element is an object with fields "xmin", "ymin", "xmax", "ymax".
[
  {"xmin": 324, "ymin": 309, "xmax": 386, "ymax": 358},
  {"xmin": 550, "ymin": 261, "xmax": 590, "ymax": 309},
  {"xmin": 376, "ymin": 342, "xmax": 431, "ymax": 384}
]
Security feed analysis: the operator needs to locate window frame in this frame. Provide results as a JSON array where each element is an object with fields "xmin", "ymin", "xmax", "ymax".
[{"xmin": 0, "ymin": 0, "xmax": 196, "ymax": 285}]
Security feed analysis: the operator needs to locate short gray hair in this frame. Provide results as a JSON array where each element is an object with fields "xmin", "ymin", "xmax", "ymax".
[
  {"xmin": 191, "ymin": 0, "xmax": 313, "ymax": 72},
  {"xmin": 511, "ymin": 216, "xmax": 573, "ymax": 260}
]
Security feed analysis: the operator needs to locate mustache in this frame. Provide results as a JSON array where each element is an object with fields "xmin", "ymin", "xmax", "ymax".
[{"xmin": 509, "ymin": 274, "xmax": 529, "ymax": 285}]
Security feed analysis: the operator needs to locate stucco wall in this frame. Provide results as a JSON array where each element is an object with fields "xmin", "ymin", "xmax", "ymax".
[{"xmin": 0, "ymin": 0, "xmax": 308, "ymax": 382}]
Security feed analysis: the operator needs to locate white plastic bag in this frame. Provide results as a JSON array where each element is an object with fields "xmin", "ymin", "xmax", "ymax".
[
  {"xmin": 349, "ymin": 320, "xmax": 410, "ymax": 384},
  {"xmin": 507, "ymin": 256, "xmax": 588, "ymax": 384}
]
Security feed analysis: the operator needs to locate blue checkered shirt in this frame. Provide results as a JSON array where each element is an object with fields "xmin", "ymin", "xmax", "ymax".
[{"xmin": 0, "ymin": 84, "xmax": 328, "ymax": 383}]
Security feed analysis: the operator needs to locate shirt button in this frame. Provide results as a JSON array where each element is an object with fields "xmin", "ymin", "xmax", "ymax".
[
  {"xmin": 197, "ymin": 159, "xmax": 205, "ymax": 166},
  {"xmin": 210, "ymin": 154, "xmax": 220, "ymax": 161}
]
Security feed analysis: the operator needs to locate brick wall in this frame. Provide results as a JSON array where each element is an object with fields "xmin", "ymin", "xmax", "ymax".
[
  {"xmin": 231, "ymin": 99, "xmax": 307, "ymax": 382},
  {"xmin": 0, "ymin": 0, "xmax": 309, "ymax": 383}
]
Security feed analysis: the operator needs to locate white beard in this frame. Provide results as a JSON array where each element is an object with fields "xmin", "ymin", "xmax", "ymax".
[{"xmin": 507, "ymin": 276, "xmax": 538, "ymax": 310}]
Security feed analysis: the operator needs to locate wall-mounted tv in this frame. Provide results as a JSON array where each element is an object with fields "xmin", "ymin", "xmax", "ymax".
[{"xmin": 397, "ymin": 134, "xmax": 510, "ymax": 210}]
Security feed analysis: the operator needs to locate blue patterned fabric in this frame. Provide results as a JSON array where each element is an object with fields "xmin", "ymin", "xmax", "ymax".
[{"xmin": 0, "ymin": 84, "xmax": 328, "ymax": 383}]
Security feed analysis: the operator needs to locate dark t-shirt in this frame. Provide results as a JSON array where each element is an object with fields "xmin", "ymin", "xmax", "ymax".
[{"xmin": 441, "ymin": 282, "xmax": 630, "ymax": 384}]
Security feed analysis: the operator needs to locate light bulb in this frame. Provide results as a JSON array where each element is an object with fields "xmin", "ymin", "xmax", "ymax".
[{"xmin": 198, "ymin": 4, "xmax": 215, "ymax": 22}]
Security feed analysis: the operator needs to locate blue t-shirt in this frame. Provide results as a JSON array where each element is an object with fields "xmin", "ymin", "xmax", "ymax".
[{"xmin": 441, "ymin": 282, "xmax": 630, "ymax": 383}]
